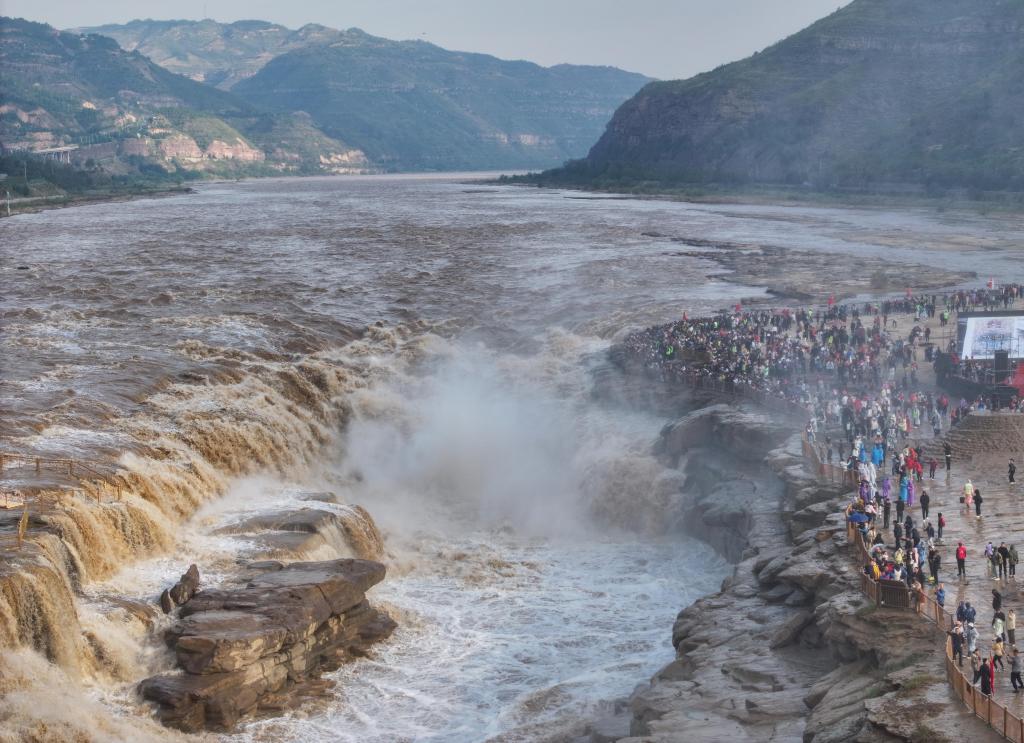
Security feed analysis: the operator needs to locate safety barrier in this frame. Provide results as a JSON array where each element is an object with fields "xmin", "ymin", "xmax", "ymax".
[
  {"xmin": 0, "ymin": 451, "xmax": 127, "ymax": 551},
  {"xmin": 809, "ymin": 437, "xmax": 1024, "ymax": 741},
  {"xmin": 945, "ymin": 636, "xmax": 1024, "ymax": 742}
]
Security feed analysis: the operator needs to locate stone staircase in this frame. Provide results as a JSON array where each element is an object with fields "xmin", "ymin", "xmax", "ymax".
[{"xmin": 921, "ymin": 414, "xmax": 1024, "ymax": 466}]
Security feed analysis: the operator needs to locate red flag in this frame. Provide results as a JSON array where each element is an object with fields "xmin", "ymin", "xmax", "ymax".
[
  {"xmin": 734, "ymin": 303, "xmax": 742, "ymax": 312},
  {"xmin": 828, "ymin": 294, "xmax": 835, "ymax": 306}
]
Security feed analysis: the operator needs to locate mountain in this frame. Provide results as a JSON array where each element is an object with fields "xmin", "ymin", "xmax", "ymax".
[
  {"xmin": 540, "ymin": 0, "xmax": 1024, "ymax": 194},
  {"xmin": 73, "ymin": 19, "xmax": 342, "ymax": 89},
  {"xmin": 232, "ymin": 32, "xmax": 651, "ymax": 171},
  {"xmin": 77, "ymin": 19, "xmax": 653, "ymax": 172},
  {"xmin": 0, "ymin": 18, "xmax": 369, "ymax": 175}
]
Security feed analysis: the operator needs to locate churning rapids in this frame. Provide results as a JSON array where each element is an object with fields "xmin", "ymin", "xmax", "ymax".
[{"xmin": 2, "ymin": 175, "xmax": 1023, "ymax": 742}]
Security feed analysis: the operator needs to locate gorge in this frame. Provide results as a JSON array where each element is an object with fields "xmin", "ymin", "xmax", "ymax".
[{"xmin": 2, "ymin": 175, "xmax": 1022, "ymax": 742}]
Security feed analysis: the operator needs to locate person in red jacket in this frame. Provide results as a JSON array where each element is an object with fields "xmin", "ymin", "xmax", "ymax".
[{"xmin": 957, "ymin": 542, "xmax": 968, "ymax": 580}]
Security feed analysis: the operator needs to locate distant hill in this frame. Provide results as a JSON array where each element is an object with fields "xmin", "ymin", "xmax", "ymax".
[
  {"xmin": 77, "ymin": 19, "xmax": 653, "ymax": 172},
  {"xmin": 0, "ymin": 18, "xmax": 369, "ymax": 175},
  {"xmin": 539, "ymin": 0, "xmax": 1024, "ymax": 195},
  {"xmin": 74, "ymin": 19, "xmax": 342, "ymax": 89}
]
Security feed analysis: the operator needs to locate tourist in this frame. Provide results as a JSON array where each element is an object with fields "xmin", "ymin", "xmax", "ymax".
[
  {"xmin": 957, "ymin": 542, "xmax": 967, "ymax": 580},
  {"xmin": 937, "ymin": 513, "xmax": 946, "ymax": 541},
  {"xmin": 1009, "ymin": 609, "xmax": 1017, "ymax": 646},
  {"xmin": 936, "ymin": 582, "xmax": 946, "ymax": 608},
  {"xmin": 995, "ymin": 609, "xmax": 1007, "ymax": 643},
  {"xmin": 928, "ymin": 546, "xmax": 940, "ymax": 584},
  {"xmin": 994, "ymin": 589, "xmax": 1003, "ymax": 613},
  {"xmin": 986, "ymin": 542, "xmax": 996, "ymax": 579},
  {"xmin": 966, "ymin": 602, "xmax": 978, "ymax": 624},
  {"xmin": 971, "ymin": 648, "xmax": 983, "ymax": 684},
  {"xmin": 994, "ymin": 636, "xmax": 1006, "ymax": 670},
  {"xmin": 1012, "ymin": 545, "xmax": 1019, "ymax": 579},
  {"xmin": 945, "ymin": 442, "xmax": 952, "ymax": 472},
  {"xmin": 882, "ymin": 497, "xmax": 891, "ymax": 529},
  {"xmin": 982, "ymin": 657, "xmax": 994, "ymax": 695},
  {"xmin": 1012, "ymin": 648, "xmax": 1023, "ymax": 693},
  {"xmin": 964, "ymin": 479, "xmax": 974, "ymax": 513},
  {"xmin": 920, "ymin": 489, "xmax": 930, "ymax": 519},
  {"xmin": 975, "ymin": 486, "xmax": 983, "ymax": 519},
  {"xmin": 1011, "ymin": 459, "xmax": 1017, "ymax": 485},
  {"xmin": 999, "ymin": 543, "xmax": 1011, "ymax": 580},
  {"xmin": 950, "ymin": 622, "xmax": 965, "ymax": 665},
  {"xmin": 967, "ymin": 624, "xmax": 980, "ymax": 658}
]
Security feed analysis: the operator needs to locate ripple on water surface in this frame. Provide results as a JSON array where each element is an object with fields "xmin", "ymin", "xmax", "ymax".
[{"xmin": 232, "ymin": 534, "xmax": 730, "ymax": 743}]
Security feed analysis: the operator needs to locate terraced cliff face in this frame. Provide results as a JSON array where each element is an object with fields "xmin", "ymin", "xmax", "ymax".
[
  {"xmin": 558, "ymin": 0, "xmax": 1024, "ymax": 193},
  {"xmin": 74, "ymin": 19, "xmax": 343, "ymax": 90},
  {"xmin": 75, "ymin": 19, "xmax": 653, "ymax": 172},
  {"xmin": 231, "ymin": 32, "xmax": 652, "ymax": 171}
]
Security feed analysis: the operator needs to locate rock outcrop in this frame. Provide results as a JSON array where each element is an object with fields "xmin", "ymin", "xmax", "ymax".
[
  {"xmin": 611, "ymin": 403, "xmax": 999, "ymax": 743},
  {"xmin": 139, "ymin": 558, "xmax": 395, "ymax": 732},
  {"xmin": 214, "ymin": 501, "xmax": 385, "ymax": 561},
  {"xmin": 159, "ymin": 563, "xmax": 200, "ymax": 614}
]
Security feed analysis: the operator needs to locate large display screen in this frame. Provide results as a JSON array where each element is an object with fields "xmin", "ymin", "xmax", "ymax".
[{"xmin": 961, "ymin": 315, "xmax": 1024, "ymax": 359}]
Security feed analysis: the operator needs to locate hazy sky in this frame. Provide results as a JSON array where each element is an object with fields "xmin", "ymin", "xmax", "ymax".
[{"xmin": 0, "ymin": 0, "xmax": 850, "ymax": 80}]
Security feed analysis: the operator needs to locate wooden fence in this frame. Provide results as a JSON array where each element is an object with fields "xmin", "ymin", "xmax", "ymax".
[{"xmin": 0, "ymin": 452, "xmax": 126, "ymax": 551}]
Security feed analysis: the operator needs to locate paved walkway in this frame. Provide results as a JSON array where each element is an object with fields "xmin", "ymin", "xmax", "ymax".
[{"xmin": 908, "ymin": 463, "xmax": 1022, "ymax": 710}]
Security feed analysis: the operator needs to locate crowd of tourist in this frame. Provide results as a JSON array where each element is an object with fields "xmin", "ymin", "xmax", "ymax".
[
  {"xmin": 622, "ymin": 283, "xmax": 1024, "ymax": 703},
  {"xmin": 623, "ymin": 285, "xmax": 1024, "ymax": 417}
]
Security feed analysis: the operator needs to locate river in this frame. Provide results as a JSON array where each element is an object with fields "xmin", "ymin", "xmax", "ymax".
[{"xmin": 1, "ymin": 175, "xmax": 1021, "ymax": 742}]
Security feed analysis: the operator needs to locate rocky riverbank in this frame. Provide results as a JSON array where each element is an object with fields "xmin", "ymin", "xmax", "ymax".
[{"xmin": 594, "ymin": 403, "xmax": 999, "ymax": 743}]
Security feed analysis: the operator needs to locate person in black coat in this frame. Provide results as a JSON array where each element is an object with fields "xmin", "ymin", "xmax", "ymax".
[
  {"xmin": 994, "ymin": 589, "xmax": 1003, "ymax": 613},
  {"xmin": 950, "ymin": 624, "xmax": 964, "ymax": 665},
  {"xmin": 975, "ymin": 487, "xmax": 983, "ymax": 518},
  {"xmin": 920, "ymin": 490, "xmax": 930, "ymax": 519},
  {"xmin": 981, "ymin": 658, "xmax": 993, "ymax": 696}
]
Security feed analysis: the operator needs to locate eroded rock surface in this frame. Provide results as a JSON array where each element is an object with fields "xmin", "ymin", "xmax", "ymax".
[
  {"xmin": 613, "ymin": 404, "xmax": 999, "ymax": 743},
  {"xmin": 139, "ymin": 558, "xmax": 395, "ymax": 732}
]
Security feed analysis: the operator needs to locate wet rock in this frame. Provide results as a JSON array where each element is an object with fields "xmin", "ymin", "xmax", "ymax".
[
  {"xmin": 216, "ymin": 505, "xmax": 384, "ymax": 560},
  {"xmin": 586, "ymin": 712, "xmax": 631, "ymax": 743},
  {"xmin": 783, "ymin": 588, "xmax": 811, "ymax": 607},
  {"xmin": 768, "ymin": 609, "xmax": 814, "ymax": 649},
  {"xmin": 157, "ymin": 564, "xmax": 200, "ymax": 614},
  {"xmin": 103, "ymin": 596, "xmax": 161, "ymax": 628},
  {"xmin": 140, "ymin": 558, "xmax": 395, "ymax": 732},
  {"xmin": 760, "ymin": 583, "xmax": 794, "ymax": 603},
  {"xmin": 168, "ymin": 564, "xmax": 200, "ymax": 606}
]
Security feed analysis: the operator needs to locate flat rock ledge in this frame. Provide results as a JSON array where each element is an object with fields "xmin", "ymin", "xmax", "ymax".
[{"xmin": 139, "ymin": 558, "xmax": 396, "ymax": 732}]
